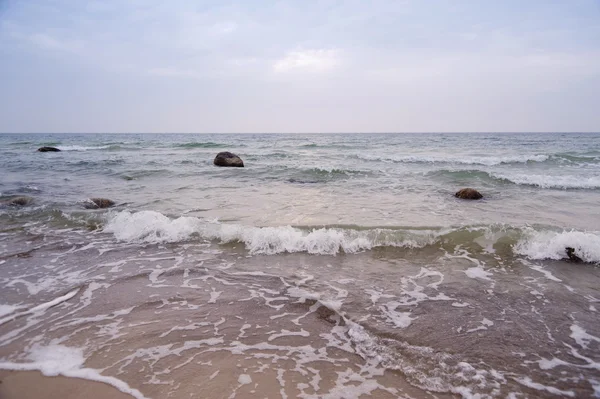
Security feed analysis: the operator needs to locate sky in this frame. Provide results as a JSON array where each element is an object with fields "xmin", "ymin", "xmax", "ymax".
[{"xmin": 0, "ymin": 0, "xmax": 599, "ymax": 133}]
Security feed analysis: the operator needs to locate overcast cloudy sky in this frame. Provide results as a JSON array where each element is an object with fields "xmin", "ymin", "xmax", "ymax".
[{"xmin": 1, "ymin": 0, "xmax": 599, "ymax": 133}]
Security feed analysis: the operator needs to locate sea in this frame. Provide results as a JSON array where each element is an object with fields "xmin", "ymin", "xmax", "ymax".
[{"xmin": 0, "ymin": 133, "xmax": 599, "ymax": 399}]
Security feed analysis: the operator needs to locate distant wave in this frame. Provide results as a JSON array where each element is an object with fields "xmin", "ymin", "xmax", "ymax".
[
  {"xmin": 352, "ymin": 153, "xmax": 550, "ymax": 166},
  {"xmin": 491, "ymin": 172, "xmax": 600, "ymax": 189},
  {"xmin": 352, "ymin": 152, "xmax": 600, "ymax": 166},
  {"xmin": 431, "ymin": 169, "xmax": 600, "ymax": 190},
  {"xmin": 552, "ymin": 153, "xmax": 600, "ymax": 164},
  {"xmin": 175, "ymin": 142, "xmax": 232, "ymax": 149},
  {"xmin": 302, "ymin": 166, "xmax": 365, "ymax": 176},
  {"xmin": 299, "ymin": 143, "xmax": 358, "ymax": 149},
  {"xmin": 56, "ymin": 145, "xmax": 120, "ymax": 151},
  {"xmin": 286, "ymin": 166, "xmax": 370, "ymax": 183},
  {"xmin": 9, "ymin": 141, "xmax": 34, "ymax": 145},
  {"xmin": 117, "ymin": 169, "xmax": 170, "ymax": 181},
  {"xmin": 102, "ymin": 210, "xmax": 600, "ymax": 262}
]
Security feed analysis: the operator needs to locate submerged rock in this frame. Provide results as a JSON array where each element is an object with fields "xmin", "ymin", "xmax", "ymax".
[
  {"xmin": 565, "ymin": 247, "xmax": 583, "ymax": 263},
  {"xmin": 37, "ymin": 146, "xmax": 61, "ymax": 152},
  {"xmin": 455, "ymin": 188, "xmax": 483, "ymax": 200},
  {"xmin": 1, "ymin": 196, "xmax": 33, "ymax": 206},
  {"xmin": 214, "ymin": 152, "xmax": 244, "ymax": 167},
  {"xmin": 84, "ymin": 198, "xmax": 115, "ymax": 209}
]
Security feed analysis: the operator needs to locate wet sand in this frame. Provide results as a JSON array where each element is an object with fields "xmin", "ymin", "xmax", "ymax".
[{"xmin": 0, "ymin": 370, "xmax": 133, "ymax": 399}]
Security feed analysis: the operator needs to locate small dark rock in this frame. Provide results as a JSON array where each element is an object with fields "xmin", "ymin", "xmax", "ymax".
[
  {"xmin": 84, "ymin": 198, "xmax": 116, "ymax": 209},
  {"xmin": 214, "ymin": 151, "xmax": 244, "ymax": 167},
  {"xmin": 565, "ymin": 247, "xmax": 583, "ymax": 263},
  {"xmin": 1, "ymin": 196, "xmax": 33, "ymax": 206},
  {"xmin": 455, "ymin": 188, "xmax": 483, "ymax": 200},
  {"xmin": 37, "ymin": 146, "xmax": 61, "ymax": 152}
]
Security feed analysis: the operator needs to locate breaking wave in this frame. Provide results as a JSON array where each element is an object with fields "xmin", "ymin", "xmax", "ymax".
[
  {"xmin": 354, "ymin": 153, "xmax": 550, "ymax": 166},
  {"xmin": 491, "ymin": 173, "xmax": 600, "ymax": 190},
  {"xmin": 103, "ymin": 211, "xmax": 600, "ymax": 261},
  {"xmin": 432, "ymin": 170, "xmax": 600, "ymax": 190},
  {"xmin": 514, "ymin": 229, "xmax": 600, "ymax": 263},
  {"xmin": 56, "ymin": 145, "xmax": 122, "ymax": 151},
  {"xmin": 355, "ymin": 152, "xmax": 600, "ymax": 167},
  {"xmin": 103, "ymin": 210, "xmax": 438, "ymax": 255}
]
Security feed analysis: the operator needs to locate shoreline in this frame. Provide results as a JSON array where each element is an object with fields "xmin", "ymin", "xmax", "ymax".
[{"xmin": 0, "ymin": 370, "xmax": 135, "ymax": 399}]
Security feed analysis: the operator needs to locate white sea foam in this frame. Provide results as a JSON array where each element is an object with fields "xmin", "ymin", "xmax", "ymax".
[
  {"xmin": 514, "ymin": 229, "xmax": 600, "ymax": 263},
  {"xmin": 0, "ymin": 343, "xmax": 148, "ymax": 399},
  {"xmin": 57, "ymin": 145, "xmax": 111, "ymax": 151},
  {"xmin": 356, "ymin": 153, "xmax": 549, "ymax": 166},
  {"xmin": 380, "ymin": 302, "xmax": 414, "ymax": 328},
  {"xmin": 464, "ymin": 267, "xmax": 493, "ymax": 281},
  {"xmin": 104, "ymin": 211, "xmax": 438, "ymax": 255},
  {"xmin": 104, "ymin": 211, "xmax": 600, "ymax": 262},
  {"xmin": 570, "ymin": 325, "xmax": 600, "ymax": 350},
  {"xmin": 0, "ymin": 288, "xmax": 79, "ymax": 326},
  {"xmin": 492, "ymin": 172, "xmax": 600, "ymax": 189},
  {"xmin": 0, "ymin": 304, "xmax": 19, "ymax": 318}
]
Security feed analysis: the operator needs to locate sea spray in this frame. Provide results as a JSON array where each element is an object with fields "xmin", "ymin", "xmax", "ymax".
[
  {"xmin": 514, "ymin": 229, "xmax": 600, "ymax": 263},
  {"xmin": 103, "ymin": 210, "xmax": 600, "ymax": 261}
]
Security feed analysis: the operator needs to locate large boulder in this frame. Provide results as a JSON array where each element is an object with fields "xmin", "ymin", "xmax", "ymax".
[
  {"xmin": 214, "ymin": 152, "xmax": 244, "ymax": 167},
  {"xmin": 1, "ymin": 196, "xmax": 33, "ymax": 206},
  {"xmin": 84, "ymin": 198, "xmax": 115, "ymax": 209},
  {"xmin": 455, "ymin": 188, "xmax": 483, "ymax": 200},
  {"xmin": 38, "ymin": 146, "xmax": 61, "ymax": 152}
]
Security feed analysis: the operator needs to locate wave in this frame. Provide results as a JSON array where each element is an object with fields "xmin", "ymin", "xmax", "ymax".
[
  {"xmin": 431, "ymin": 169, "xmax": 600, "ymax": 190},
  {"xmin": 176, "ymin": 142, "xmax": 231, "ymax": 149},
  {"xmin": 103, "ymin": 211, "xmax": 440, "ymax": 254},
  {"xmin": 514, "ymin": 229, "xmax": 600, "ymax": 263},
  {"xmin": 552, "ymin": 153, "xmax": 600, "ymax": 164},
  {"xmin": 353, "ymin": 154, "xmax": 550, "ymax": 166},
  {"xmin": 117, "ymin": 169, "xmax": 170, "ymax": 180},
  {"xmin": 354, "ymin": 152, "xmax": 600, "ymax": 166},
  {"xmin": 302, "ymin": 167, "xmax": 365, "ymax": 176},
  {"xmin": 57, "ymin": 145, "xmax": 116, "ymax": 151},
  {"xmin": 491, "ymin": 173, "xmax": 600, "ymax": 190},
  {"xmin": 9, "ymin": 141, "xmax": 34, "ymax": 145},
  {"xmin": 286, "ymin": 166, "xmax": 369, "ymax": 184},
  {"xmin": 0, "ymin": 207, "xmax": 104, "ymax": 231},
  {"xmin": 102, "ymin": 211, "xmax": 600, "ymax": 261},
  {"xmin": 299, "ymin": 143, "xmax": 357, "ymax": 149}
]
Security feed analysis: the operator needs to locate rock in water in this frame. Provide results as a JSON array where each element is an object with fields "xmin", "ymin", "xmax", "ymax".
[
  {"xmin": 455, "ymin": 188, "xmax": 483, "ymax": 200},
  {"xmin": 84, "ymin": 198, "xmax": 116, "ymax": 209},
  {"xmin": 37, "ymin": 146, "xmax": 61, "ymax": 152},
  {"xmin": 214, "ymin": 152, "xmax": 244, "ymax": 167},
  {"xmin": 565, "ymin": 247, "xmax": 583, "ymax": 263},
  {"xmin": 1, "ymin": 196, "xmax": 33, "ymax": 206}
]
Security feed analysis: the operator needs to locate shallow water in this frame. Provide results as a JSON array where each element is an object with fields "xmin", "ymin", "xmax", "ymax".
[{"xmin": 0, "ymin": 133, "xmax": 599, "ymax": 398}]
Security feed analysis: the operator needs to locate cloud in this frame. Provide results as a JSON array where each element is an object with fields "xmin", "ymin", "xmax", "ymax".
[
  {"xmin": 147, "ymin": 67, "xmax": 200, "ymax": 79},
  {"xmin": 1, "ymin": 0, "xmax": 600, "ymax": 132},
  {"xmin": 28, "ymin": 33, "xmax": 83, "ymax": 52},
  {"xmin": 211, "ymin": 21, "xmax": 237, "ymax": 35},
  {"xmin": 273, "ymin": 49, "xmax": 340, "ymax": 73}
]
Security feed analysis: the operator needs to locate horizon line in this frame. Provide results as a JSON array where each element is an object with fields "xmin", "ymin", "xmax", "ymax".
[{"xmin": 1, "ymin": 131, "xmax": 600, "ymax": 135}]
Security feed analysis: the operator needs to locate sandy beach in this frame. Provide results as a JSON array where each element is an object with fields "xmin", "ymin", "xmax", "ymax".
[{"xmin": 0, "ymin": 370, "xmax": 133, "ymax": 399}]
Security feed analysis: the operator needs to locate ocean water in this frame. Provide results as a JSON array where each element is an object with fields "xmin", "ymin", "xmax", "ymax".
[{"xmin": 0, "ymin": 132, "xmax": 599, "ymax": 398}]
